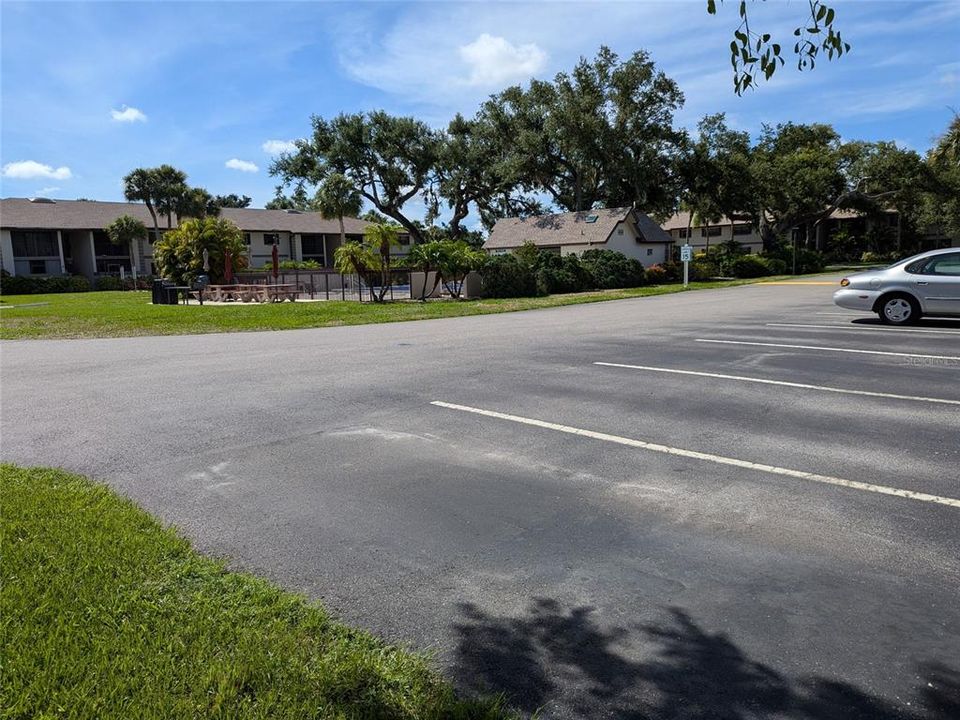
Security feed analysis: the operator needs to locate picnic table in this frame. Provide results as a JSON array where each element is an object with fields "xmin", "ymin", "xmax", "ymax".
[{"xmin": 198, "ymin": 284, "xmax": 298, "ymax": 303}]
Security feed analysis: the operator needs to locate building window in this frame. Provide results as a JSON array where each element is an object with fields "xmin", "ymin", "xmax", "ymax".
[
  {"xmin": 300, "ymin": 234, "xmax": 326, "ymax": 265},
  {"xmin": 93, "ymin": 231, "xmax": 127, "ymax": 257},
  {"xmin": 29, "ymin": 260, "xmax": 47, "ymax": 275},
  {"xmin": 397, "ymin": 234, "xmax": 410, "ymax": 246},
  {"xmin": 243, "ymin": 233, "xmax": 251, "ymax": 245},
  {"xmin": 617, "ymin": 228, "xmax": 624, "ymax": 235},
  {"xmin": 263, "ymin": 233, "xmax": 280, "ymax": 245},
  {"xmin": 647, "ymin": 248, "xmax": 654, "ymax": 256},
  {"xmin": 733, "ymin": 224, "xmax": 753, "ymax": 236},
  {"xmin": 11, "ymin": 231, "xmax": 58, "ymax": 258},
  {"xmin": 585, "ymin": 214, "xmax": 599, "ymax": 223},
  {"xmin": 676, "ymin": 228, "xmax": 688, "ymax": 239},
  {"xmin": 700, "ymin": 226, "xmax": 722, "ymax": 237}
]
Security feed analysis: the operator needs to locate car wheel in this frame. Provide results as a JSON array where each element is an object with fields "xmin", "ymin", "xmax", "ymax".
[{"xmin": 878, "ymin": 293, "xmax": 920, "ymax": 325}]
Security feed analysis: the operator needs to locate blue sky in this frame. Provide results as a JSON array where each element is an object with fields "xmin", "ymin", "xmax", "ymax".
[{"xmin": 2, "ymin": 0, "xmax": 959, "ymax": 219}]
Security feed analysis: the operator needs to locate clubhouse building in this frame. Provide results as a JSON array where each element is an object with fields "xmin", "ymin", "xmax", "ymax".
[{"xmin": 483, "ymin": 206, "xmax": 673, "ymax": 266}]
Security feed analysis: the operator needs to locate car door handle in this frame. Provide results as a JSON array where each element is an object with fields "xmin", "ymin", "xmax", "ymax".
[{"xmin": 915, "ymin": 281, "xmax": 928, "ymax": 285}]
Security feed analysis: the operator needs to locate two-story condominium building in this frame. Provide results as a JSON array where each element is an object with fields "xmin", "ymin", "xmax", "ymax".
[
  {"xmin": 0, "ymin": 198, "xmax": 407, "ymax": 280},
  {"xmin": 660, "ymin": 208, "xmax": 958, "ymax": 253},
  {"xmin": 661, "ymin": 211, "xmax": 763, "ymax": 253}
]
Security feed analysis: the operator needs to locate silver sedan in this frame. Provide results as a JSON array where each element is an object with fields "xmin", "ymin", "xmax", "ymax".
[{"xmin": 833, "ymin": 247, "xmax": 960, "ymax": 325}]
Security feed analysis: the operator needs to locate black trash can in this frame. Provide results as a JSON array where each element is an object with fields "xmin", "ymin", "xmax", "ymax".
[{"xmin": 152, "ymin": 278, "xmax": 177, "ymax": 305}]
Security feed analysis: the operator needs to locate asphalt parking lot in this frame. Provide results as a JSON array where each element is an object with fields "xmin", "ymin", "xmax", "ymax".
[{"xmin": 2, "ymin": 274, "xmax": 958, "ymax": 719}]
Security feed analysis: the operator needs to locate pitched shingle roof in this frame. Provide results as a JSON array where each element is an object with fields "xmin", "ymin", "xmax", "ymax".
[
  {"xmin": 0, "ymin": 198, "xmax": 371, "ymax": 235},
  {"xmin": 484, "ymin": 207, "xmax": 671, "ymax": 250},
  {"xmin": 661, "ymin": 207, "xmax": 892, "ymax": 231}
]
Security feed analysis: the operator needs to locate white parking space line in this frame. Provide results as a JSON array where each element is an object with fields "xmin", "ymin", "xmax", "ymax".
[
  {"xmin": 593, "ymin": 362, "xmax": 960, "ymax": 406},
  {"xmin": 695, "ymin": 339, "xmax": 960, "ymax": 361},
  {"xmin": 431, "ymin": 401, "xmax": 960, "ymax": 509},
  {"xmin": 767, "ymin": 323, "xmax": 960, "ymax": 336}
]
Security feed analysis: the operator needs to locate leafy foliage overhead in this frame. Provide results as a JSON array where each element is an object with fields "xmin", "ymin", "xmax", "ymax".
[{"xmin": 707, "ymin": 0, "xmax": 850, "ymax": 94}]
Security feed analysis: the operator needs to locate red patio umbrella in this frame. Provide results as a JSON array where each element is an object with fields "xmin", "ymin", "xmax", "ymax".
[
  {"xmin": 271, "ymin": 243, "xmax": 279, "ymax": 281},
  {"xmin": 224, "ymin": 249, "xmax": 234, "ymax": 284}
]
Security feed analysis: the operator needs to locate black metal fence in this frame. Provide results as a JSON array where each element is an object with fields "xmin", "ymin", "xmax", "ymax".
[{"xmin": 234, "ymin": 269, "xmax": 413, "ymax": 301}]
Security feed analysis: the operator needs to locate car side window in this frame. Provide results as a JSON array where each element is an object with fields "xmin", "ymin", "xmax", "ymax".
[
  {"xmin": 905, "ymin": 260, "xmax": 926, "ymax": 274},
  {"xmin": 924, "ymin": 253, "xmax": 960, "ymax": 276}
]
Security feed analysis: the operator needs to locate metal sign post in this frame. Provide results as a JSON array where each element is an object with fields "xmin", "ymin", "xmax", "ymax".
[{"xmin": 680, "ymin": 244, "xmax": 693, "ymax": 287}]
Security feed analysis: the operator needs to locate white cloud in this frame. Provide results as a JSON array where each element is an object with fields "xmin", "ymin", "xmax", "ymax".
[
  {"xmin": 2, "ymin": 160, "xmax": 72, "ymax": 180},
  {"xmin": 458, "ymin": 34, "xmax": 547, "ymax": 87},
  {"xmin": 333, "ymin": 3, "xmax": 707, "ymax": 110},
  {"xmin": 225, "ymin": 158, "xmax": 259, "ymax": 173},
  {"xmin": 110, "ymin": 105, "xmax": 147, "ymax": 122},
  {"xmin": 36, "ymin": 186, "xmax": 61, "ymax": 195},
  {"xmin": 262, "ymin": 139, "xmax": 298, "ymax": 155}
]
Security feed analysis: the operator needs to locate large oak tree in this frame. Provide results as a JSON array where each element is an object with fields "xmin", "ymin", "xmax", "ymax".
[{"xmin": 271, "ymin": 111, "xmax": 439, "ymax": 244}]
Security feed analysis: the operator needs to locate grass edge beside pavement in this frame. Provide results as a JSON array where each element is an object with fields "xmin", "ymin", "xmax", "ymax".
[
  {"xmin": 0, "ymin": 273, "xmax": 828, "ymax": 340},
  {"xmin": 0, "ymin": 464, "xmax": 513, "ymax": 719}
]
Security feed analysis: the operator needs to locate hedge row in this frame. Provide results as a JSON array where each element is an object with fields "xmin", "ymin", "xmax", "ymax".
[
  {"xmin": 482, "ymin": 248, "xmax": 648, "ymax": 298},
  {"xmin": 0, "ymin": 272, "xmax": 152, "ymax": 295}
]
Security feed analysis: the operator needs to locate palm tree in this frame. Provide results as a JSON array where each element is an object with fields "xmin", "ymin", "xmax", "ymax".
[
  {"xmin": 123, "ymin": 168, "xmax": 160, "ymax": 246},
  {"xmin": 364, "ymin": 223, "xmax": 400, "ymax": 301},
  {"xmin": 151, "ymin": 165, "xmax": 189, "ymax": 228},
  {"xmin": 407, "ymin": 240, "xmax": 446, "ymax": 301},
  {"xmin": 929, "ymin": 114, "xmax": 960, "ymax": 169},
  {"xmin": 314, "ymin": 173, "xmax": 362, "ymax": 254},
  {"xmin": 333, "ymin": 241, "xmax": 377, "ymax": 301},
  {"xmin": 176, "ymin": 187, "xmax": 218, "ymax": 219},
  {"xmin": 105, "ymin": 214, "xmax": 148, "ymax": 277}
]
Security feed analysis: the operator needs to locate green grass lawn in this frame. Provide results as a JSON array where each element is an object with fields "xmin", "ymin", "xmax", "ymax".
[
  {"xmin": 0, "ymin": 465, "xmax": 510, "ymax": 719},
  {"xmin": 0, "ymin": 276, "xmax": 793, "ymax": 340}
]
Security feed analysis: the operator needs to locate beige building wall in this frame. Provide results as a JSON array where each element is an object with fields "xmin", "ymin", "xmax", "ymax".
[{"xmin": 668, "ymin": 222, "xmax": 762, "ymax": 253}]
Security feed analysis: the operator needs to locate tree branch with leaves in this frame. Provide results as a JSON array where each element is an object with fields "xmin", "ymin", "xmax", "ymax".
[{"xmin": 708, "ymin": 0, "xmax": 849, "ymax": 94}]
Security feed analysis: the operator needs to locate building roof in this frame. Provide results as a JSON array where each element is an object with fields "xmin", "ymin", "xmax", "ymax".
[
  {"xmin": 661, "ymin": 207, "xmax": 895, "ymax": 231},
  {"xmin": 661, "ymin": 211, "xmax": 750, "ymax": 231},
  {"xmin": 0, "ymin": 198, "xmax": 371, "ymax": 235},
  {"xmin": 484, "ymin": 206, "xmax": 671, "ymax": 250}
]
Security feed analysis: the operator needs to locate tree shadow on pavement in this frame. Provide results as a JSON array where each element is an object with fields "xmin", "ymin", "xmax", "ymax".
[{"xmin": 452, "ymin": 600, "xmax": 957, "ymax": 719}]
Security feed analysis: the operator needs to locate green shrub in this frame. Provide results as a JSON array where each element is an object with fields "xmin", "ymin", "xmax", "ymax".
[
  {"xmin": 860, "ymin": 251, "xmax": 901, "ymax": 265},
  {"xmin": 480, "ymin": 254, "xmax": 540, "ymax": 298},
  {"xmin": 0, "ymin": 272, "xmax": 39, "ymax": 295},
  {"xmin": 795, "ymin": 249, "xmax": 826, "ymax": 274},
  {"xmin": 729, "ymin": 255, "xmax": 773, "ymax": 278},
  {"xmin": 763, "ymin": 258, "xmax": 788, "ymax": 275},
  {"xmin": 658, "ymin": 260, "xmax": 684, "ymax": 282},
  {"xmin": 690, "ymin": 258, "xmax": 720, "ymax": 280},
  {"xmin": 710, "ymin": 239, "xmax": 749, "ymax": 275},
  {"xmin": 278, "ymin": 260, "xmax": 323, "ymax": 270},
  {"xmin": 0, "ymin": 272, "xmax": 98, "ymax": 295},
  {"xmin": 763, "ymin": 247, "xmax": 826, "ymax": 274},
  {"xmin": 579, "ymin": 249, "xmax": 646, "ymax": 289},
  {"xmin": 94, "ymin": 275, "xmax": 123, "ymax": 291},
  {"xmin": 68, "ymin": 275, "xmax": 91, "ymax": 292},
  {"xmin": 153, "ymin": 217, "xmax": 248, "ymax": 285},
  {"xmin": 46, "ymin": 276, "xmax": 73, "ymax": 293},
  {"xmin": 644, "ymin": 264, "xmax": 669, "ymax": 284},
  {"xmin": 534, "ymin": 253, "xmax": 592, "ymax": 294}
]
